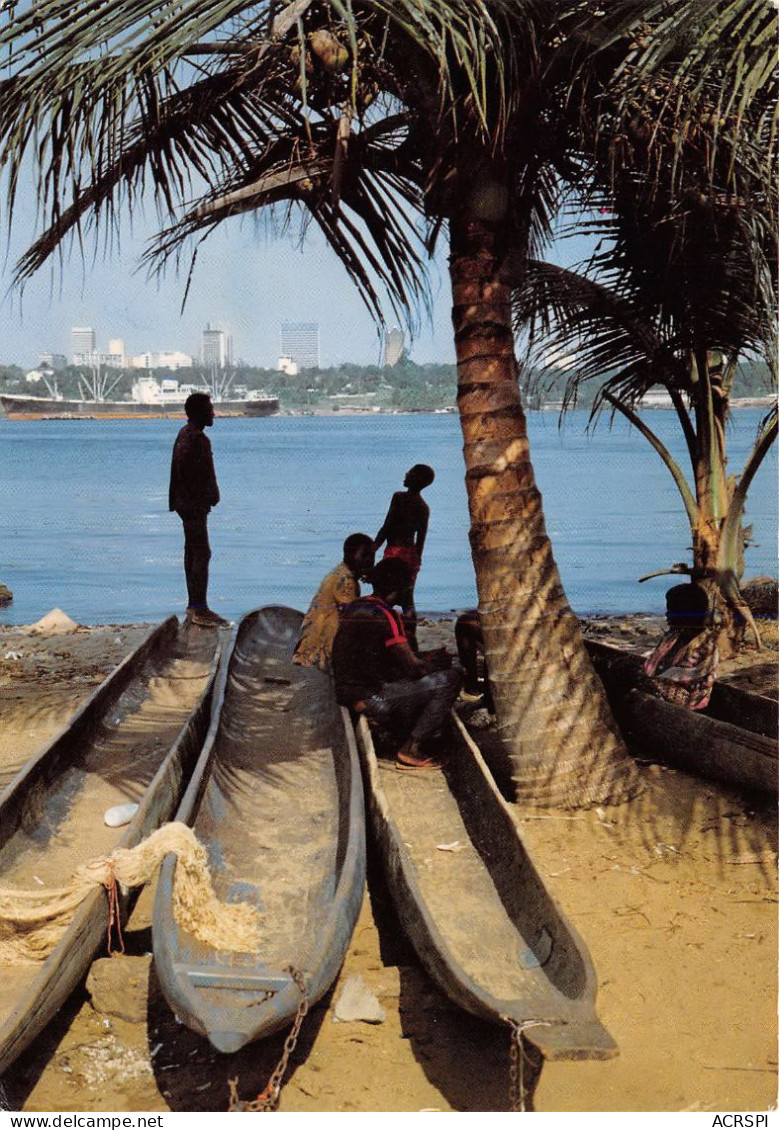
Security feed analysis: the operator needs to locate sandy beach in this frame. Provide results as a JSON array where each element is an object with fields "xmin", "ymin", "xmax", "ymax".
[{"xmin": 0, "ymin": 613, "xmax": 775, "ymax": 1113}]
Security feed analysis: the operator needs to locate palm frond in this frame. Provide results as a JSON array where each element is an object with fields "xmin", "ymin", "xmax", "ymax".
[
  {"xmin": 0, "ymin": 0, "xmax": 549, "ymax": 322},
  {"xmin": 140, "ymin": 107, "xmax": 430, "ymax": 328},
  {"xmin": 512, "ymin": 258, "xmax": 689, "ymax": 406}
]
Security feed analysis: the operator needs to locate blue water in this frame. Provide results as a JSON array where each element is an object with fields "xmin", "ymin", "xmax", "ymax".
[{"xmin": 0, "ymin": 410, "xmax": 775, "ymax": 625}]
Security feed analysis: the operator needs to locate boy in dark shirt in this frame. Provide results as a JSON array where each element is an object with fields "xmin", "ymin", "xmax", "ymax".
[
  {"xmin": 168, "ymin": 392, "xmax": 229, "ymax": 628},
  {"xmin": 332, "ymin": 558, "xmax": 460, "ymax": 770},
  {"xmin": 374, "ymin": 464, "xmax": 434, "ymax": 651}
]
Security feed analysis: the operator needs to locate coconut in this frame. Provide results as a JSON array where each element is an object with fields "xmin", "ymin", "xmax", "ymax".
[{"xmin": 309, "ymin": 28, "xmax": 349, "ymax": 74}]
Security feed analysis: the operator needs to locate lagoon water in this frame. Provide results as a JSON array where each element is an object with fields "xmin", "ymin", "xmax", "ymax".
[{"xmin": 0, "ymin": 409, "xmax": 775, "ymax": 626}]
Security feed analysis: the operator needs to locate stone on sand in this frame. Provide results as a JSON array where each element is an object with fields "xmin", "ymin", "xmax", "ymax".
[
  {"xmin": 86, "ymin": 956, "xmax": 157, "ymax": 1025},
  {"xmin": 333, "ymin": 974, "xmax": 385, "ymax": 1024},
  {"xmin": 26, "ymin": 608, "xmax": 79, "ymax": 634}
]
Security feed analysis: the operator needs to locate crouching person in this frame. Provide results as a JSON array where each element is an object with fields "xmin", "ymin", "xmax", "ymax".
[
  {"xmin": 332, "ymin": 558, "xmax": 461, "ymax": 771},
  {"xmin": 643, "ymin": 582, "xmax": 719, "ymax": 710}
]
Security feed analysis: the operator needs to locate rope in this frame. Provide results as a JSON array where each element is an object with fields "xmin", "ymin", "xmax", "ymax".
[
  {"xmin": 504, "ymin": 1018, "xmax": 549, "ymax": 1112},
  {"xmin": 0, "ymin": 823, "xmax": 262, "ymax": 963},
  {"xmin": 104, "ymin": 862, "xmax": 125, "ymax": 956}
]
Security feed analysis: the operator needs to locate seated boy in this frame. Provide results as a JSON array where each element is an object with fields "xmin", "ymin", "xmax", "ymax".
[
  {"xmin": 293, "ymin": 533, "xmax": 375, "ymax": 673},
  {"xmin": 332, "ymin": 559, "xmax": 460, "ymax": 771}
]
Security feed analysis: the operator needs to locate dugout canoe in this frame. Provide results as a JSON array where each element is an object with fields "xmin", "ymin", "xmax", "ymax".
[
  {"xmin": 586, "ymin": 640, "xmax": 778, "ymax": 794},
  {"xmin": 0, "ymin": 616, "xmax": 221, "ymax": 1075},
  {"xmin": 349, "ymin": 710, "xmax": 617, "ymax": 1062},
  {"xmin": 152, "ymin": 606, "xmax": 366, "ymax": 1054}
]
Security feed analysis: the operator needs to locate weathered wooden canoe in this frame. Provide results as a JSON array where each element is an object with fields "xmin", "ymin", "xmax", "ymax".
[
  {"xmin": 586, "ymin": 639, "xmax": 778, "ymax": 793},
  {"xmin": 0, "ymin": 616, "xmax": 221, "ymax": 1075},
  {"xmin": 152, "ymin": 606, "xmax": 366, "ymax": 1054},
  {"xmin": 349, "ymin": 710, "xmax": 617, "ymax": 1061}
]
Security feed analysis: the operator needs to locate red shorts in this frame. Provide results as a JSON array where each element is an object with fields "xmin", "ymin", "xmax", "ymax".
[{"xmin": 383, "ymin": 544, "xmax": 420, "ymax": 583}]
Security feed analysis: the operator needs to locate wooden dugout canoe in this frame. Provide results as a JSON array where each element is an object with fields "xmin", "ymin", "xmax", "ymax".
[
  {"xmin": 586, "ymin": 640, "xmax": 778, "ymax": 794},
  {"xmin": 349, "ymin": 710, "xmax": 617, "ymax": 1061},
  {"xmin": 0, "ymin": 616, "xmax": 221, "ymax": 1075},
  {"xmin": 152, "ymin": 606, "xmax": 366, "ymax": 1054}
]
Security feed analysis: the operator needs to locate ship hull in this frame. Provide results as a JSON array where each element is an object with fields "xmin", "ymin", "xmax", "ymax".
[{"xmin": 0, "ymin": 395, "xmax": 279, "ymax": 420}]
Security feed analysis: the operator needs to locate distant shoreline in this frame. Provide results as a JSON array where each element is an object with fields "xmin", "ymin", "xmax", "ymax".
[{"xmin": 0, "ymin": 398, "xmax": 774, "ymax": 421}]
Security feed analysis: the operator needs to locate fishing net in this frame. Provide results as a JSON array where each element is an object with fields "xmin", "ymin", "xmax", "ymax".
[{"xmin": 0, "ymin": 822, "xmax": 262, "ymax": 963}]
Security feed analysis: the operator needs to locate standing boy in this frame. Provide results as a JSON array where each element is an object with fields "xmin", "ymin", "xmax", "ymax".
[
  {"xmin": 169, "ymin": 392, "xmax": 229, "ymax": 627},
  {"xmin": 374, "ymin": 463, "xmax": 435, "ymax": 651}
]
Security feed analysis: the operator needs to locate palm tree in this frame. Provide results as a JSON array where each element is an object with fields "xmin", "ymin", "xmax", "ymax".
[
  {"xmin": 1, "ymin": 1, "xmax": 770, "ymax": 805},
  {"xmin": 512, "ymin": 17, "xmax": 777, "ymax": 652}
]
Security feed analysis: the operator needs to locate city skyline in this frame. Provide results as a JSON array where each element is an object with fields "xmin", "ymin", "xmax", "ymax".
[{"xmin": 2, "ymin": 182, "xmax": 596, "ymax": 371}]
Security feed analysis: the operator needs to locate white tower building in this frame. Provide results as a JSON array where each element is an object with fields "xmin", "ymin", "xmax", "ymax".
[
  {"xmin": 71, "ymin": 326, "xmax": 96, "ymax": 365},
  {"xmin": 280, "ymin": 322, "xmax": 320, "ymax": 369}
]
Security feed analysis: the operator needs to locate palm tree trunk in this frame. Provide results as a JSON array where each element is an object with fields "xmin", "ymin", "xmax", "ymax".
[{"xmin": 449, "ymin": 214, "xmax": 640, "ymax": 808}]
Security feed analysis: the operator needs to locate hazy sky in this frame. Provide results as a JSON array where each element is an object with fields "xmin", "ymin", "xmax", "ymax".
[{"xmin": 2, "ymin": 189, "xmax": 592, "ymax": 371}]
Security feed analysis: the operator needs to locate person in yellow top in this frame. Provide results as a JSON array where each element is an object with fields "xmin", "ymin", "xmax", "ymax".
[{"xmin": 292, "ymin": 533, "xmax": 375, "ymax": 672}]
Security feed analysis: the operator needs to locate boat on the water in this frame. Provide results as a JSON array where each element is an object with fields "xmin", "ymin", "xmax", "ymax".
[
  {"xmin": 153, "ymin": 606, "xmax": 366, "ymax": 1054},
  {"xmin": 586, "ymin": 638, "xmax": 778, "ymax": 794},
  {"xmin": 0, "ymin": 616, "xmax": 221, "ymax": 1075},
  {"xmin": 0, "ymin": 375, "xmax": 278, "ymax": 420},
  {"xmin": 348, "ymin": 709, "xmax": 617, "ymax": 1062}
]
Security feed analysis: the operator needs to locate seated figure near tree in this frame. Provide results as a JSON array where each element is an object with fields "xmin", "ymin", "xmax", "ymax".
[
  {"xmin": 454, "ymin": 609, "xmax": 496, "ymax": 713},
  {"xmin": 642, "ymin": 582, "xmax": 719, "ymax": 711},
  {"xmin": 332, "ymin": 558, "xmax": 460, "ymax": 771}
]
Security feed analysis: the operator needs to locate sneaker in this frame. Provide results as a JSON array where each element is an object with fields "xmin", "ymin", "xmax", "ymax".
[{"xmin": 191, "ymin": 609, "xmax": 233, "ymax": 628}]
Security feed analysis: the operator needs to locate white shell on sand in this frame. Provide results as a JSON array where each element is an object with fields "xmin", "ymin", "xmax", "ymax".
[
  {"xmin": 104, "ymin": 803, "xmax": 139, "ymax": 828},
  {"xmin": 26, "ymin": 608, "xmax": 79, "ymax": 634}
]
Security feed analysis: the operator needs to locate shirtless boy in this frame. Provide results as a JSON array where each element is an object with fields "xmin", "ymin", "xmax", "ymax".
[{"xmin": 374, "ymin": 463, "xmax": 434, "ymax": 651}]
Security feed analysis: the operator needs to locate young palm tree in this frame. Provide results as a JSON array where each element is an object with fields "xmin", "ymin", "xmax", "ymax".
[
  {"xmin": 516, "ymin": 256, "xmax": 776, "ymax": 649},
  {"xmin": 1, "ymin": 0, "xmax": 770, "ymax": 805},
  {"xmin": 513, "ymin": 18, "xmax": 777, "ymax": 652}
]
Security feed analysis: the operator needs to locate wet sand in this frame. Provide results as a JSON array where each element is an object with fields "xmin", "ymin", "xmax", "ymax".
[{"xmin": 0, "ymin": 617, "xmax": 775, "ymax": 1113}]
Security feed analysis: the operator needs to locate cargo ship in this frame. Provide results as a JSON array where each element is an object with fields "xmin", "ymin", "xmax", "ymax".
[{"xmin": 0, "ymin": 374, "xmax": 279, "ymax": 420}]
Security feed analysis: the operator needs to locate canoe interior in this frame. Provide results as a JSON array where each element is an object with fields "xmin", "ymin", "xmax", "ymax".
[
  {"xmin": 154, "ymin": 606, "xmax": 365, "ymax": 1053},
  {"xmin": 0, "ymin": 618, "xmax": 219, "ymax": 1054},
  {"xmin": 354, "ymin": 711, "xmax": 616, "ymax": 1061}
]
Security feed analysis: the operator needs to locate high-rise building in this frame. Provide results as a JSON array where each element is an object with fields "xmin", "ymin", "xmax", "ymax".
[
  {"xmin": 71, "ymin": 326, "xmax": 96, "ymax": 365},
  {"xmin": 105, "ymin": 338, "xmax": 126, "ymax": 369},
  {"xmin": 280, "ymin": 322, "xmax": 320, "ymax": 370},
  {"xmin": 382, "ymin": 327, "xmax": 405, "ymax": 367},
  {"xmin": 38, "ymin": 352, "xmax": 68, "ymax": 371},
  {"xmin": 202, "ymin": 324, "xmax": 232, "ymax": 368}
]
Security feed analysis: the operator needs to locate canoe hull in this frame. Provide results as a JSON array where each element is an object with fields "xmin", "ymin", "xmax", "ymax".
[
  {"xmin": 351, "ymin": 711, "xmax": 616, "ymax": 1061},
  {"xmin": 153, "ymin": 606, "xmax": 366, "ymax": 1052},
  {"xmin": 0, "ymin": 618, "xmax": 220, "ymax": 1076},
  {"xmin": 587, "ymin": 640, "xmax": 778, "ymax": 793}
]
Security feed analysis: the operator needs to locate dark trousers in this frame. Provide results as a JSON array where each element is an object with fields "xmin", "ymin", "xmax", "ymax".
[
  {"xmin": 179, "ymin": 512, "xmax": 211, "ymax": 609},
  {"xmin": 364, "ymin": 669, "xmax": 461, "ymax": 744}
]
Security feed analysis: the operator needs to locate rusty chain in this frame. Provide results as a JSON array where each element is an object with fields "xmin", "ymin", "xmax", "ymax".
[
  {"xmin": 504, "ymin": 1017, "xmax": 546, "ymax": 1113},
  {"xmin": 228, "ymin": 967, "xmax": 309, "ymax": 1113}
]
